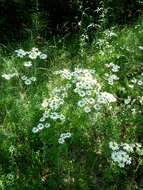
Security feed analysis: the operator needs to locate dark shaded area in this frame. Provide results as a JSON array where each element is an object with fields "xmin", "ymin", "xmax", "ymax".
[
  {"xmin": 0, "ymin": 0, "xmax": 34, "ymax": 43},
  {"xmin": 0, "ymin": 0, "xmax": 142, "ymax": 43}
]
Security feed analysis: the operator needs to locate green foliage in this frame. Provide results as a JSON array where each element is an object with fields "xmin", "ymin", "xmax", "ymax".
[
  {"xmin": 0, "ymin": 0, "xmax": 143, "ymax": 43},
  {"xmin": 1, "ymin": 13, "xmax": 143, "ymax": 190}
]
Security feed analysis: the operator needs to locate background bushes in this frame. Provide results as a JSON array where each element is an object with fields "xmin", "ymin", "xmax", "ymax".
[
  {"xmin": 0, "ymin": 0, "xmax": 34, "ymax": 43},
  {"xmin": 0, "ymin": 0, "xmax": 142, "ymax": 43}
]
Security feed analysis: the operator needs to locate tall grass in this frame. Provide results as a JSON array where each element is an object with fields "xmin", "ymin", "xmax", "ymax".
[{"xmin": 0, "ymin": 16, "xmax": 143, "ymax": 190}]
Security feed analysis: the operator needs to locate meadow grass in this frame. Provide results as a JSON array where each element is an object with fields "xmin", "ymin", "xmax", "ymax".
[{"xmin": 0, "ymin": 16, "xmax": 143, "ymax": 190}]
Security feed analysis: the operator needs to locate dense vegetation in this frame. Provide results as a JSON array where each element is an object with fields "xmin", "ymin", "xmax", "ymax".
[
  {"xmin": 0, "ymin": 0, "xmax": 143, "ymax": 42},
  {"xmin": 0, "ymin": 1, "xmax": 143, "ymax": 190}
]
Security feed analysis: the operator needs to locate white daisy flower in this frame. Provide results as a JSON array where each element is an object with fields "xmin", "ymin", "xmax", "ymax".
[
  {"xmin": 138, "ymin": 80, "xmax": 143, "ymax": 85},
  {"xmin": 32, "ymin": 127, "xmax": 39, "ymax": 133},
  {"xmin": 93, "ymin": 104, "xmax": 101, "ymax": 111},
  {"xmin": 58, "ymin": 138, "xmax": 65, "ymax": 144},
  {"xmin": 77, "ymin": 100, "xmax": 86, "ymax": 107},
  {"xmin": 39, "ymin": 117, "xmax": 46, "ymax": 122},
  {"xmin": 21, "ymin": 75, "xmax": 27, "ymax": 81},
  {"xmin": 109, "ymin": 142, "xmax": 119, "ymax": 151},
  {"xmin": 84, "ymin": 107, "xmax": 91, "ymax": 113},
  {"xmin": 23, "ymin": 61, "xmax": 32, "ymax": 67},
  {"xmin": 41, "ymin": 100, "xmax": 48, "ymax": 108},
  {"xmin": 78, "ymin": 91, "xmax": 86, "ymax": 97},
  {"xmin": 37, "ymin": 123, "xmax": 44, "ymax": 130},
  {"xmin": 29, "ymin": 52, "xmax": 38, "ymax": 59},
  {"xmin": 2, "ymin": 74, "xmax": 12, "ymax": 80},
  {"xmin": 25, "ymin": 79, "xmax": 32, "ymax": 85},
  {"xmin": 100, "ymin": 92, "xmax": 117, "ymax": 103},
  {"xmin": 39, "ymin": 54, "xmax": 47, "ymax": 59},
  {"xmin": 59, "ymin": 115, "xmax": 65, "ymax": 120},
  {"xmin": 45, "ymin": 123, "xmax": 51, "ymax": 128},
  {"xmin": 138, "ymin": 46, "xmax": 143, "ymax": 50},
  {"xmin": 30, "ymin": 77, "xmax": 36, "ymax": 82}
]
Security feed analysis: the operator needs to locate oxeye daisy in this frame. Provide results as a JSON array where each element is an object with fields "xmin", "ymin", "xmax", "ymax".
[
  {"xmin": 39, "ymin": 54, "xmax": 47, "ymax": 59},
  {"xmin": 32, "ymin": 127, "xmax": 39, "ymax": 133},
  {"xmin": 84, "ymin": 106, "xmax": 91, "ymax": 113},
  {"xmin": 37, "ymin": 123, "xmax": 44, "ymax": 130},
  {"xmin": 41, "ymin": 100, "xmax": 48, "ymax": 108},
  {"xmin": 23, "ymin": 61, "xmax": 32, "ymax": 67},
  {"xmin": 25, "ymin": 79, "xmax": 32, "ymax": 85},
  {"xmin": 45, "ymin": 123, "xmax": 51, "ymax": 128}
]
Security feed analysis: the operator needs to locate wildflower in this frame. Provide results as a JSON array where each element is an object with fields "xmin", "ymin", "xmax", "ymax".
[
  {"xmin": 30, "ymin": 77, "xmax": 36, "ymax": 82},
  {"xmin": 39, "ymin": 54, "xmax": 47, "ymax": 59},
  {"xmin": 124, "ymin": 97, "xmax": 131, "ymax": 104},
  {"xmin": 2, "ymin": 74, "xmax": 13, "ymax": 80},
  {"xmin": 86, "ymin": 90, "xmax": 92, "ymax": 96},
  {"xmin": 111, "ymin": 151, "xmax": 119, "ymax": 162},
  {"xmin": 39, "ymin": 117, "xmax": 46, "ymax": 122},
  {"xmin": 112, "ymin": 65, "xmax": 120, "ymax": 72},
  {"xmin": 138, "ymin": 46, "xmax": 143, "ymax": 50},
  {"xmin": 65, "ymin": 132, "xmax": 72, "ymax": 138},
  {"xmin": 109, "ymin": 142, "xmax": 119, "ymax": 151},
  {"xmin": 58, "ymin": 132, "xmax": 72, "ymax": 144},
  {"xmin": 32, "ymin": 127, "xmax": 39, "ymax": 133},
  {"xmin": 97, "ymin": 97, "xmax": 107, "ymax": 104},
  {"xmin": 131, "ymin": 78, "xmax": 137, "ymax": 84},
  {"xmin": 138, "ymin": 80, "xmax": 143, "ymax": 85},
  {"xmin": 37, "ymin": 123, "xmax": 44, "ymax": 130},
  {"xmin": 78, "ymin": 91, "xmax": 86, "ymax": 97},
  {"xmin": 50, "ymin": 112, "xmax": 59, "ymax": 120},
  {"xmin": 23, "ymin": 61, "xmax": 32, "ymax": 67},
  {"xmin": 45, "ymin": 123, "xmax": 51, "ymax": 128},
  {"xmin": 29, "ymin": 52, "xmax": 38, "ymax": 59},
  {"xmin": 30, "ymin": 47, "xmax": 41, "ymax": 56},
  {"xmin": 77, "ymin": 100, "xmax": 86, "ymax": 107},
  {"xmin": 128, "ymin": 84, "xmax": 134, "ymax": 88},
  {"xmin": 49, "ymin": 97, "xmax": 64, "ymax": 110},
  {"xmin": 2, "ymin": 73, "xmax": 18, "ymax": 80},
  {"xmin": 43, "ymin": 111, "xmax": 50, "ymax": 118},
  {"xmin": 121, "ymin": 143, "xmax": 133, "ymax": 153},
  {"xmin": 21, "ymin": 75, "xmax": 27, "ymax": 81},
  {"xmin": 100, "ymin": 92, "xmax": 117, "ymax": 103},
  {"xmin": 59, "ymin": 115, "xmax": 65, "ymax": 120},
  {"xmin": 25, "ymin": 79, "xmax": 32, "ymax": 85},
  {"xmin": 93, "ymin": 104, "xmax": 101, "ymax": 111},
  {"xmin": 87, "ymin": 98, "xmax": 95, "ymax": 104},
  {"xmin": 118, "ymin": 162, "xmax": 125, "ymax": 168},
  {"xmin": 15, "ymin": 49, "xmax": 27, "ymax": 57},
  {"xmin": 105, "ymin": 64, "xmax": 110, "ymax": 68},
  {"xmin": 41, "ymin": 100, "xmax": 48, "ymax": 108},
  {"xmin": 84, "ymin": 106, "xmax": 91, "ymax": 113},
  {"xmin": 58, "ymin": 138, "xmax": 65, "ymax": 144}
]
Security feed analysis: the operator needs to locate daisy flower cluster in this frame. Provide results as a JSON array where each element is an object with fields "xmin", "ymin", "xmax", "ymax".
[
  {"xmin": 32, "ymin": 96, "xmax": 65, "ymax": 133},
  {"xmin": 104, "ymin": 73, "xmax": 119, "ymax": 85},
  {"xmin": 2, "ymin": 73, "xmax": 18, "ymax": 80},
  {"xmin": 15, "ymin": 47, "xmax": 47, "ymax": 60},
  {"xmin": 58, "ymin": 132, "xmax": 72, "ymax": 144},
  {"xmin": 21, "ymin": 75, "xmax": 36, "ymax": 85},
  {"xmin": 109, "ymin": 141, "xmax": 134, "ymax": 168},
  {"xmin": 32, "ymin": 122, "xmax": 51, "ymax": 133},
  {"xmin": 104, "ymin": 62, "xmax": 120, "ymax": 85},
  {"xmin": 14, "ymin": 48, "xmax": 47, "ymax": 85},
  {"xmin": 23, "ymin": 61, "xmax": 32, "ymax": 67},
  {"xmin": 51, "ymin": 85, "xmax": 70, "ymax": 99},
  {"xmin": 105, "ymin": 62, "xmax": 120, "ymax": 73},
  {"xmin": 41, "ymin": 96, "xmax": 64, "ymax": 110},
  {"xmin": 2, "ymin": 48, "xmax": 47, "ymax": 84},
  {"xmin": 53, "ymin": 68, "xmax": 117, "ymax": 113},
  {"xmin": 32, "ymin": 67, "xmax": 117, "ymax": 147},
  {"xmin": 130, "ymin": 73, "xmax": 143, "ymax": 87}
]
